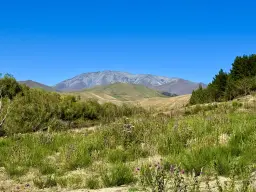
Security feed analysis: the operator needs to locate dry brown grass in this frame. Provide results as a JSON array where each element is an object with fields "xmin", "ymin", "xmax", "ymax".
[
  {"xmin": 65, "ymin": 90, "xmax": 191, "ymax": 112},
  {"xmin": 139, "ymin": 94, "xmax": 191, "ymax": 111}
]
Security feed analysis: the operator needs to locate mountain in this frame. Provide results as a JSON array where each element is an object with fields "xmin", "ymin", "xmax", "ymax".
[
  {"xmin": 55, "ymin": 70, "xmax": 205, "ymax": 95},
  {"xmin": 79, "ymin": 83, "xmax": 167, "ymax": 101},
  {"xmin": 154, "ymin": 79, "xmax": 207, "ymax": 95},
  {"xmin": 19, "ymin": 80, "xmax": 57, "ymax": 92}
]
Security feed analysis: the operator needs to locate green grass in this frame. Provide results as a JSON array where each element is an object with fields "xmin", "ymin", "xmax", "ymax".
[
  {"xmin": 86, "ymin": 176, "xmax": 100, "ymax": 189},
  {"xmin": 101, "ymin": 163, "xmax": 135, "ymax": 187},
  {"xmin": 1, "ymin": 98, "xmax": 256, "ymax": 190},
  {"xmin": 80, "ymin": 83, "xmax": 167, "ymax": 101}
]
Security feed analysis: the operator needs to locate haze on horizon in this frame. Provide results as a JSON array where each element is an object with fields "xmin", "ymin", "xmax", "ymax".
[{"xmin": 1, "ymin": 0, "xmax": 256, "ymax": 86}]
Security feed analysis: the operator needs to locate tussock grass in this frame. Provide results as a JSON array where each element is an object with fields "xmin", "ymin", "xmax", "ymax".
[{"xmin": 1, "ymin": 98, "xmax": 256, "ymax": 191}]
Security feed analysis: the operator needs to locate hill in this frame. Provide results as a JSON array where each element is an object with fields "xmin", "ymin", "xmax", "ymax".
[
  {"xmin": 69, "ymin": 83, "xmax": 167, "ymax": 102},
  {"xmin": 19, "ymin": 80, "xmax": 57, "ymax": 92},
  {"xmin": 55, "ymin": 70, "xmax": 205, "ymax": 95},
  {"xmin": 155, "ymin": 79, "xmax": 207, "ymax": 95}
]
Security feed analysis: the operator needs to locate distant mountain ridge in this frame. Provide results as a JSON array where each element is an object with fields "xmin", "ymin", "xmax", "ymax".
[
  {"xmin": 54, "ymin": 70, "xmax": 206, "ymax": 95},
  {"xmin": 19, "ymin": 80, "xmax": 56, "ymax": 92}
]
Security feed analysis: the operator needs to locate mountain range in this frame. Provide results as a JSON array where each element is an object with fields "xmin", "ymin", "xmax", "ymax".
[
  {"xmin": 54, "ymin": 71, "xmax": 205, "ymax": 95},
  {"xmin": 20, "ymin": 71, "xmax": 206, "ymax": 95}
]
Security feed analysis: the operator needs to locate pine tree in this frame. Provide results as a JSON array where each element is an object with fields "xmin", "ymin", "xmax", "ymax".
[
  {"xmin": 230, "ymin": 55, "xmax": 256, "ymax": 81},
  {"xmin": 210, "ymin": 69, "xmax": 228, "ymax": 101}
]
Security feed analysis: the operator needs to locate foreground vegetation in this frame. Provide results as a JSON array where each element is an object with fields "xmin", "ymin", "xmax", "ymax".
[
  {"xmin": 1, "ymin": 73, "xmax": 256, "ymax": 191},
  {"xmin": 1, "ymin": 96, "xmax": 256, "ymax": 191},
  {"xmin": 0, "ymin": 74, "xmax": 146, "ymax": 136}
]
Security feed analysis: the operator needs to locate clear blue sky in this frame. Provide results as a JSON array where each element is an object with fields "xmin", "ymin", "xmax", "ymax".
[{"xmin": 1, "ymin": 0, "xmax": 255, "ymax": 86}]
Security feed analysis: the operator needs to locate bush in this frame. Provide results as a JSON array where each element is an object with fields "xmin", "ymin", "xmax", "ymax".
[
  {"xmin": 107, "ymin": 148, "xmax": 127, "ymax": 163},
  {"xmin": 86, "ymin": 176, "xmax": 100, "ymax": 189},
  {"xmin": 101, "ymin": 163, "xmax": 135, "ymax": 187},
  {"xmin": 0, "ymin": 74, "xmax": 23, "ymax": 99},
  {"xmin": 232, "ymin": 101, "xmax": 243, "ymax": 108},
  {"xmin": 3, "ymin": 89, "xmax": 61, "ymax": 134},
  {"xmin": 60, "ymin": 143, "xmax": 92, "ymax": 170}
]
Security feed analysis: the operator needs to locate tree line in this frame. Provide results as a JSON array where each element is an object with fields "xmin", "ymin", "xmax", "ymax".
[
  {"xmin": 0, "ymin": 74, "xmax": 146, "ymax": 136},
  {"xmin": 190, "ymin": 54, "xmax": 256, "ymax": 105}
]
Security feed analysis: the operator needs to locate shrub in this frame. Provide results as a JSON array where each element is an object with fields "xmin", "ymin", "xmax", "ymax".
[
  {"xmin": 0, "ymin": 74, "xmax": 23, "ymax": 99},
  {"xmin": 101, "ymin": 163, "xmax": 135, "ymax": 187},
  {"xmin": 107, "ymin": 148, "xmax": 127, "ymax": 163},
  {"xmin": 232, "ymin": 101, "xmax": 243, "ymax": 108},
  {"xmin": 60, "ymin": 143, "xmax": 92, "ymax": 170},
  {"xmin": 38, "ymin": 162, "xmax": 57, "ymax": 175},
  {"xmin": 86, "ymin": 176, "xmax": 100, "ymax": 189},
  {"xmin": 3, "ymin": 89, "xmax": 61, "ymax": 134}
]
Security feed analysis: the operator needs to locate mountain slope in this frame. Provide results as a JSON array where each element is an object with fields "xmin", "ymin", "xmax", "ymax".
[
  {"xmin": 69, "ymin": 83, "xmax": 167, "ymax": 102},
  {"xmin": 54, "ymin": 71, "xmax": 177, "ymax": 91},
  {"xmin": 154, "ymin": 79, "xmax": 206, "ymax": 95},
  {"xmin": 55, "ymin": 70, "xmax": 205, "ymax": 94},
  {"xmin": 19, "ymin": 80, "xmax": 56, "ymax": 92}
]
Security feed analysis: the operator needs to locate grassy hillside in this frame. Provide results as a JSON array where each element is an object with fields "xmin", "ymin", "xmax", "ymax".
[
  {"xmin": 19, "ymin": 80, "xmax": 56, "ymax": 92},
  {"xmin": 139, "ymin": 94, "xmax": 190, "ymax": 111},
  {"xmin": 70, "ymin": 83, "xmax": 167, "ymax": 102}
]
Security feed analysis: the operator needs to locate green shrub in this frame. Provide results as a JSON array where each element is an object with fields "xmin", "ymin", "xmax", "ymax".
[
  {"xmin": 3, "ymin": 89, "xmax": 61, "ymax": 134},
  {"xmin": 125, "ymin": 144, "xmax": 150, "ymax": 161},
  {"xmin": 101, "ymin": 163, "xmax": 135, "ymax": 187},
  {"xmin": 56, "ymin": 177, "xmax": 68, "ymax": 188},
  {"xmin": 232, "ymin": 101, "xmax": 243, "ymax": 108},
  {"xmin": 38, "ymin": 162, "xmax": 57, "ymax": 175},
  {"xmin": 0, "ymin": 74, "xmax": 23, "ymax": 99},
  {"xmin": 107, "ymin": 148, "xmax": 127, "ymax": 163},
  {"xmin": 61, "ymin": 143, "xmax": 92, "ymax": 170},
  {"xmin": 86, "ymin": 176, "xmax": 100, "ymax": 189}
]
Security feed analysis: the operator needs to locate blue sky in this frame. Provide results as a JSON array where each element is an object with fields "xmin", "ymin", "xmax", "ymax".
[{"xmin": 0, "ymin": 0, "xmax": 255, "ymax": 86}]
